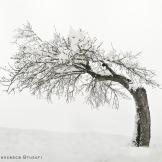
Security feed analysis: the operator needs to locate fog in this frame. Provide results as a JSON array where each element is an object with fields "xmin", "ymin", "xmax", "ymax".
[{"xmin": 0, "ymin": 0, "xmax": 162, "ymax": 137}]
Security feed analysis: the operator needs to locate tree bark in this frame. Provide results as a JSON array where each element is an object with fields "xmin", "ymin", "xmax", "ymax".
[{"xmin": 131, "ymin": 87, "xmax": 151, "ymax": 147}]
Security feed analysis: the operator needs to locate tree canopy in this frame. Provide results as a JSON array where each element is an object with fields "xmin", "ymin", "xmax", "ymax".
[{"xmin": 0, "ymin": 23, "xmax": 159, "ymax": 108}]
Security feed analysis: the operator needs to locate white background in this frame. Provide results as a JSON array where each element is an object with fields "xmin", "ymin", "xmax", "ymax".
[{"xmin": 0, "ymin": 0, "xmax": 162, "ymax": 137}]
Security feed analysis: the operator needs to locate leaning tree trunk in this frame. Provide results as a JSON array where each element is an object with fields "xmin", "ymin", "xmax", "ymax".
[{"xmin": 131, "ymin": 87, "xmax": 151, "ymax": 147}]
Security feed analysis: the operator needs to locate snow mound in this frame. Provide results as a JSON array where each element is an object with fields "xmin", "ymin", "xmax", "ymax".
[{"xmin": 0, "ymin": 127, "xmax": 162, "ymax": 162}]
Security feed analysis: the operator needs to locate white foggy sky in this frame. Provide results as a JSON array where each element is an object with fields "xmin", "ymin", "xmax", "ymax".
[{"xmin": 0, "ymin": 0, "xmax": 162, "ymax": 136}]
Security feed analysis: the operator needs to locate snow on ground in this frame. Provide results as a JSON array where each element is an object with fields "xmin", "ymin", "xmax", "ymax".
[{"xmin": 0, "ymin": 127, "xmax": 162, "ymax": 162}]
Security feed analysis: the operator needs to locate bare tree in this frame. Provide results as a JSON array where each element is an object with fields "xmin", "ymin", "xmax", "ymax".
[{"xmin": 0, "ymin": 23, "xmax": 159, "ymax": 147}]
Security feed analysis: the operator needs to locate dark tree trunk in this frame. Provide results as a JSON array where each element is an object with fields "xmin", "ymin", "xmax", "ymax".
[{"xmin": 131, "ymin": 87, "xmax": 151, "ymax": 147}]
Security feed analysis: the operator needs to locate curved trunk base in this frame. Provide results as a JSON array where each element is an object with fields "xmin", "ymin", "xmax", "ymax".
[{"xmin": 131, "ymin": 87, "xmax": 151, "ymax": 147}]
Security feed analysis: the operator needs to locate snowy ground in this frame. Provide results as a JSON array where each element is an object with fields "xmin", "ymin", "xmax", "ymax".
[{"xmin": 0, "ymin": 127, "xmax": 162, "ymax": 162}]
